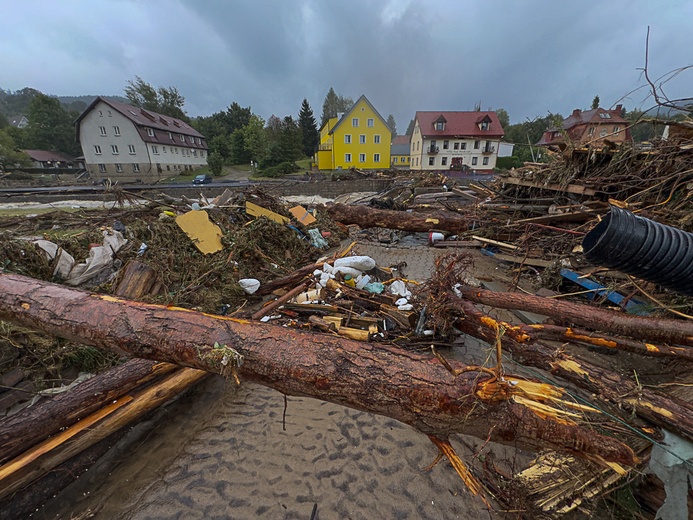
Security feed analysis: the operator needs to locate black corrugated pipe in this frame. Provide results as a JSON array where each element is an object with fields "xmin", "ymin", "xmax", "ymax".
[{"xmin": 582, "ymin": 206, "xmax": 693, "ymax": 296}]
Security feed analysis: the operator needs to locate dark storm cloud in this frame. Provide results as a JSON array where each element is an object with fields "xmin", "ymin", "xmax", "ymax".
[{"xmin": 2, "ymin": 0, "xmax": 691, "ymax": 131}]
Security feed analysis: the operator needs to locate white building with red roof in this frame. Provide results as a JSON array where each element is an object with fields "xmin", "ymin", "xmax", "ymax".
[
  {"xmin": 76, "ymin": 97, "xmax": 208, "ymax": 182},
  {"xmin": 409, "ymin": 111, "xmax": 504, "ymax": 172}
]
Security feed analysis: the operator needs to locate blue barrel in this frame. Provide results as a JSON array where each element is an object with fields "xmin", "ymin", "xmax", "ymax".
[{"xmin": 582, "ymin": 206, "xmax": 693, "ymax": 296}]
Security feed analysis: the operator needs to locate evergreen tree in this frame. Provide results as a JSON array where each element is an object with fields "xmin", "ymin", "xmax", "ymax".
[
  {"xmin": 386, "ymin": 114, "xmax": 397, "ymax": 136},
  {"xmin": 298, "ymin": 99, "xmax": 319, "ymax": 157},
  {"xmin": 405, "ymin": 119, "xmax": 415, "ymax": 136},
  {"xmin": 591, "ymin": 95, "xmax": 600, "ymax": 110},
  {"xmin": 320, "ymin": 88, "xmax": 353, "ymax": 127}
]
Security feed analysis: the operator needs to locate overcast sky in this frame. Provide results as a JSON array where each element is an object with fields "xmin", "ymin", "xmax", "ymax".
[{"xmin": 2, "ymin": 1, "xmax": 692, "ymax": 130}]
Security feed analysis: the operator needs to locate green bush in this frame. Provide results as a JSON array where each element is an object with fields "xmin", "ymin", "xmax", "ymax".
[
  {"xmin": 496, "ymin": 156, "xmax": 523, "ymax": 170},
  {"xmin": 256, "ymin": 161, "xmax": 298, "ymax": 178},
  {"xmin": 207, "ymin": 152, "xmax": 224, "ymax": 177}
]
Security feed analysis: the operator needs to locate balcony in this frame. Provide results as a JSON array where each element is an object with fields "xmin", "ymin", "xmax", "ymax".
[
  {"xmin": 317, "ymin": 143, "xmax": 332, "ymax": 152},
  {"xmin": 482, "ymin": 145, "xmax": 496, "ymax": 154},
  {"xmin": 427, "ymin": 146, "xmax": 439, "ymax": 154}
]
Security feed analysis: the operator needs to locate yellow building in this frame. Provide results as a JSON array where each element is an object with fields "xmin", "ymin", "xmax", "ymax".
[{"xmin": 315, "ymin": 95, "xmax": 391, "ymax": 171}]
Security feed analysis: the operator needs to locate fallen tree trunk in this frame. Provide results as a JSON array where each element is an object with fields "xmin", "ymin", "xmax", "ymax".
[
  {"xmin": 445, "ymin": 295, "xmax": 693, "ymax": 443},
  {"xmin": 0, "ymin": 272, "xmax": 635, "ymax": 466},
  {"xmin": 453, "ymin": 284, "xmax": 693, "ymax": 347},
  {"xmin": 326, "ymin": 203, "xmax": 471, "ymax": 233},
  {"xmin": 0, "ymin": 359, "xmax": 176, "ymax": 465}
]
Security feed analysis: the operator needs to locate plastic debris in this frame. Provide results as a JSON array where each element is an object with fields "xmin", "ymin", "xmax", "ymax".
[{"xmin": 239, "ymin": 278, "xmax": 261, "ymax": 294}]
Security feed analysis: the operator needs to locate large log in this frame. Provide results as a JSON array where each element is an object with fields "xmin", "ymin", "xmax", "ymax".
[
  {"xmin": 326, "ymin": 203, "xmax": 471, "ymax": 233},
  {"xmin": 454, "ymin": 284, "xmax": 693, "ymax": 347},
  {"xmin": 446, "ymin": 294, "xmax": 693, "ymax": 443},
  {"xmin": 0, "ymin": 272, "xmax": 635, "ymax": 466},
  {"xmin": 0, "ymin": 358, "xmax": 176, "ymax": 465}
]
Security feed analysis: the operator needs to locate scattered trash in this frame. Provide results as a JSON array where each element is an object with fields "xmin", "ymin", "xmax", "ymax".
[{"xmin": 239, "ymin": 278, "xmax": 261, "ymax": 295}]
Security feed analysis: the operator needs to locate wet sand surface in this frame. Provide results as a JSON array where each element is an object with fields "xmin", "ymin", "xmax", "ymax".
[{"xmin": 42, "ymin": 377, "xmax": 500, "ymax": 519}]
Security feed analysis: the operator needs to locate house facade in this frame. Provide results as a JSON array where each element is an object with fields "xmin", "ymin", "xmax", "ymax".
[
  {"xmin": 315, "ymin": 95, "xmax": 391, "ymax": 171},
  {"xmin": 537, "ymin": 105, "xmax": 631, "ymax": 149},
  {"xmin": 9, "ymin": 115, "xmax": 29, "ymax": 129},
  {"xmin": 23, "ymin": 150, "xmax": 80, "ymax": 169},
  {"xmin": 76, "ymin": 97, "xmax": 208, "ymax": 182},
  {"xmin": 409, "ymin": 111, "xmax": 504, "ymax": 171},
  {"xmin": 390, "ymin": 135, "xmax": 410, "ymax": 169}
]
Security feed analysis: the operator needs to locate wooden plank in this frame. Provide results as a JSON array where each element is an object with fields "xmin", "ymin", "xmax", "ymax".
[
  {"xmin": 480, "ymin": 250, "xmax": 554, "ymax": 268},
  {"xmin": 289, "ymin": 205, "xmax": 317, "ymax": 225},
  {"xmin": 433, "ymin": 240, "xmax": 484, "ymax": 248},
  {"xmin": 245, "ymin": 201, "xmax": 290, "ymax": 224},
  {"xmin": 500, "ymin": 176, "xmax": 598, "ymax": 196},
  {"xmin": 471, "ymin": 236, "xmax": 519, "ymax": 250},
  {"xmin": 175, "ymin": 210, "xmax": 223, "ymax": 254}
]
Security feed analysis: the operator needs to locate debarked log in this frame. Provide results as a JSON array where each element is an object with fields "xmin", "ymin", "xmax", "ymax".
[
  {"xmin": 0, "ymin": 272, "xmax": 635, "ymax": 466},
  {"xmin": 326, "ymin": 203, "xmax": 471, "ymax": 234}
]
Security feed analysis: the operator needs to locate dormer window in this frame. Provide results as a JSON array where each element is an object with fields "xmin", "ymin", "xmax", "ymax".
[
  {"xmin": 147, "ymin": 128, "xmax": 154, "ymax": 137},
  {"xmin": 480, "ymin": 121, "xmax": 489, "ymax": 130},
  {"xmin": 434, "ymin": 115, "xmax": 447, "ymax": 131},
  {"xmin": 435, "ymin": 122, "xmax": 445, "ymax": 131}
]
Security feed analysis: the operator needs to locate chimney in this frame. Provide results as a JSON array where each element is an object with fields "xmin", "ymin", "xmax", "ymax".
[
  {"xmin": 614, "ymin": 104, "xmax": 623, "ymax": 115},
  {"xmin": 572, "ymin": 109, "xmax": 581, "ymax": 117}
]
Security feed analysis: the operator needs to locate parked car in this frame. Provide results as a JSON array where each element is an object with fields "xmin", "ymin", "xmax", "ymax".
[{"xmin": 192, "ymin": 174, "xmax": 213, "ymax": 185}]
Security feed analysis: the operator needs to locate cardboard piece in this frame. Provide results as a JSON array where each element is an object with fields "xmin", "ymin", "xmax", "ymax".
[
  {"xmin": 289, "ymin": 205, "xmax": 317, "ymax": 225},
  {"xmin": 245, "ymin": 201, "xmax": 289, "ymax": 224},
  {"xmin": 175, "ymin": 210, "xmax": 223, "ymax": 254}
]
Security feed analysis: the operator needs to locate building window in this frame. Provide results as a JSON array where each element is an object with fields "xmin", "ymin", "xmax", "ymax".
[
  {"xmin": 367, "ymin": 118, "xmax": 374, "ymax": 127},
  {"xmin": 472, "ymin": 157, "xmax": 478, "ymax": 165},
  {"xmin": 99, "ymin": 126, "xmax": 107, "ymax": 136},
  {"xmin": 613, "ymin": 126, "xmax": 621, "ymax": 133},
  {"xmin": 201, "ymin": 150, "xmax": 205, "ymax": 157},
  {"xmin": 441, "ymin": 157, "xmax": 448, "ymax": 166},
  {"xmin": 393, "ymin": 157, "xmax": 398, "ymax": 163},
  {"xmin": 352, "ymin": 118, "xmax": 359, "ymax": 127},
  {"xmin": 588, "ymin": 127, "xmax": 595, "ymax": 136},
  {"xmin": 132, "ymin": 163, "xmax": 140, "ymax": 173},
  {"xmin": 599, "ymin": 113, "xmax": 612, "ymax": 119},
  {"xmin": 98, "ymin": 164, "xmax": 106, "ymax": 173},
  {"xmin": 360, "ymin": 134, "xmax": 366, "ymax": 144},
  {"xmin": 168, "ymin": 132, "xmax": 173, "ymax": 139},
  {"xmin": 480, "ymin": 121, "xmax": 489, "ymax": 130},
  {"xmin": 483, "ymin": 157, "xmax": 489, "ymax": 165},
  {"xmin": 453, "ymin": 142, "xmax": 459, "ymax": 150},
  {"xmin": 115, "ymin": 163, "xmax": 123, "ymax": 172},
  {"xmin": 180, "ymin": 135, "xmax": 185, "ymax": 142},
  {"xmin": 344, "ymin": 134, "xmax": 352, "ymax": 144},
  {"xmin": 128, "ymin": 145, "xmax": 136, "ymax": 154},
  {"xmin": 108, "ymin": 110, "xmax": 112, "ymax": 117},
  {"xmin": 98, "ymin": 110, "xmax": 103, "ymax": 117},
  {"xmin": 460, "ymin": 143, "xmax": 467, "ymax": 150},
  {"xmin": 147, "ymin": 128, "xmax": 154, "ymax": 137},
  {"xmin": 152, "ymin": 146, "xmax": 159, "ymax": 155},
  {"xmin": 193, "ymin": 150, "xmax": 198, "ymax": 157},
  {"xmin": 359, "ymin": 153, "xmax": 366, "ymax": 162},
  {"xmin": 600, "ymin": 128, "xmax": 608, "ymax": 137},
  {"xmin": 345, "ymin": 153, "xmax": 352, "ymax": 162},
  {"xmin": 429, "ymin": 157, "xmax": 435, "ymax": 166},
  {"xmin": 443, "ymin": 140, "xmax": 449, "ymax": 149},
  {"xmin": 94, "ymin": 145, "xmax": 102, "ymax": 155},
  {"xmin": 111, "ymin": 145, "xmax": 119, "ymax": 154},
  {"xmin": 435, "ymin": 122, "xmax": 444, "ymax": 131},
  {"xmin": 374, "ymin": 153, "xmax": 380, "ymax": 163},
  {"xmin": 113, "ymin": 126, "xmax": 121, "ymax": 136},
  {"xmin": 474, "ymin": 140, "xmax": 480, "ymax": 149},
  {"xmin": 374, "ymin": 135, "xmax": 381, "ymax": 144},
  {"xmin": 196, "ymin": 138, "xmax": 201, "ymax": 144}
]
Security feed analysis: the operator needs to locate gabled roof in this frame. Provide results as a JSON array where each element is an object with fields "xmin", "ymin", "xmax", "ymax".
[
  {"xmin": 560, "ymin": 106, "xmax": 628, "ymax": 131},
  {"xmin": 329, "ymin": 95, "xmax": 390, "ymax": 135},
  {"xmin": 23, "ymin": 149, "xmax": 75, "ymax": 162},
  {"xmin": 392, "ymin": 135, "xmax": 410, "ymax": 145},
  {"xmin": 415, "ymin": 111, "xmax": 504, "ymax": 138},
  {"xmin": 75, "ymin": 96, "xmax": 203, "ymax": 138}
]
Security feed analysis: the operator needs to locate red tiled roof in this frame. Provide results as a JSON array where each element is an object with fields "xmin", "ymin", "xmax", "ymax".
[
  {"xmin": 97, "ymin": 97, "xmax": 204, "ymax": 138},
  {"xmin": 415, "ymin": 111, "xmax": 504, "ymax": 138},
  {"xmin": 23, "ymin": 150, "xmax": 75, "ymax": 162},
  {"xmin": 392, "ymin": 135, "xmax": 410, "ymax": 145}
]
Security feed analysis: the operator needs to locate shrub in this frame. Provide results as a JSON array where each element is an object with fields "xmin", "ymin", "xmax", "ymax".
[
  {"xmin": 207, "ymin": 152, "xmax": 224, "ymax": 177},
  {"xmin": 496, "ymin": 156, "xmax": 523, "ymax": 170}
]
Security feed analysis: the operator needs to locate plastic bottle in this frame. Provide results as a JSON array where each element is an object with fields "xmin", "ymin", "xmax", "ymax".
[{"xmin": 344, "ymin": 274, "xmax": 356, "ymax": 287}]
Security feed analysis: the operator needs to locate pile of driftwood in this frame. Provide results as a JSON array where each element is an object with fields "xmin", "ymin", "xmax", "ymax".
[{"xmin": 1, "ymin": 142, "xmax": 693, "ymax": 519}]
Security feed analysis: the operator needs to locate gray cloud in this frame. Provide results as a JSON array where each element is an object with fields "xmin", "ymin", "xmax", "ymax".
[{"xmin": 1, "ymin": 0, "xmax": 691, "ymax": 132}]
